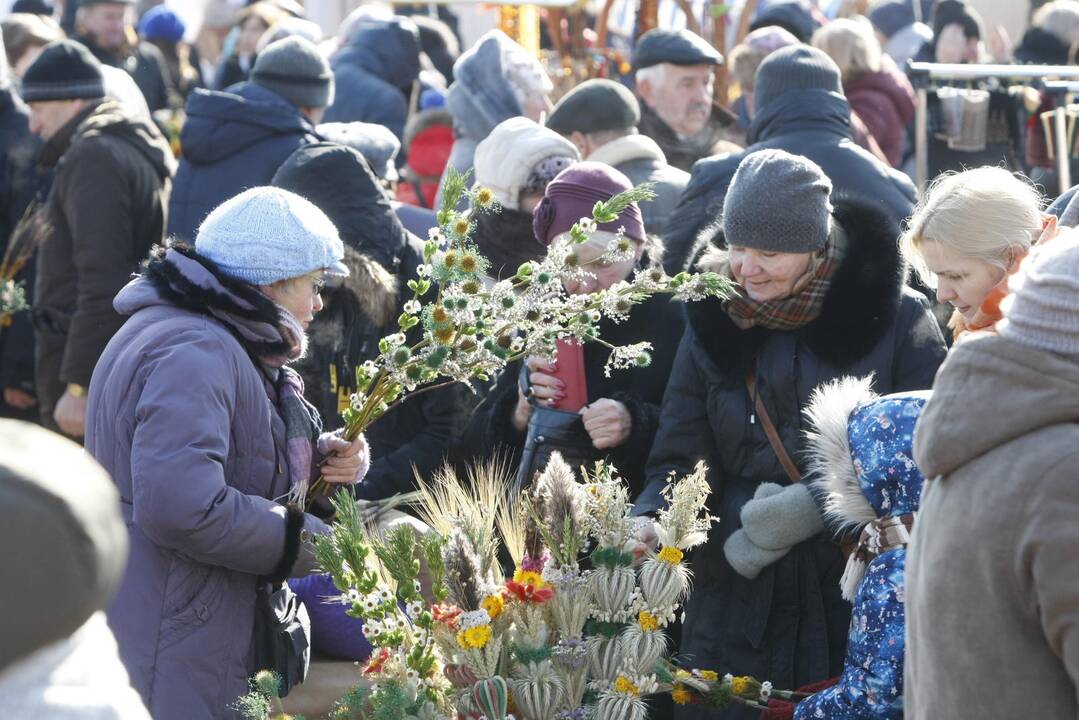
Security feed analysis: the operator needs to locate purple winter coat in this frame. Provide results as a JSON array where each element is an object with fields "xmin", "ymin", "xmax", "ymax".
[{"xmin": 85, "ymin": 248, "xmax": 330, "ymax": 720}]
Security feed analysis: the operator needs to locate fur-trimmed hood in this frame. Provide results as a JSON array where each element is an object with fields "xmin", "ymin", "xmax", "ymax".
[
  {"xmin": 688, "ymin": 194, "xmax": 907, "ymax": 375},
  {"xmin": 326, "ymin": 245, "xmax": 398, "ymax": 329}
]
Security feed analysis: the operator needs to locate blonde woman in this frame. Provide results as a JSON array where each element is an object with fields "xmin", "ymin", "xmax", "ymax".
[
  {"xmin": 901, "ymin": 167, "xmax": 1051, "ymax": 340},
  {"xmin": 812, "ymin": 16, "xmax": 915, "ymax": 167}
]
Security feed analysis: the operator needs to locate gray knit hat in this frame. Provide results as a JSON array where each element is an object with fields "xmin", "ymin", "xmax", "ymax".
[
  {"xmin": 251, "ymin": 36, "xmax": 334, "ymax": 110},
  {"xmin": 753, "ymin": 45, "xmax": 843, "ymax": 116},
  {"xmin": 722, "ymin": 148, "xmax": 833, "ymax": 253},
  {"xmin": 195, "ymin": 186, "xmax": 348, "ymax": 286},
  {"xmin": 998, "ymin": 233, "xmax": 1079, "ymax": 358},
  {"xmin": 20, "ymin": 39, "xmax": 105, "ymax": 102},
  {"xmin": 0, "ymin": 420, "xmax": 128, "ymax": 670}
]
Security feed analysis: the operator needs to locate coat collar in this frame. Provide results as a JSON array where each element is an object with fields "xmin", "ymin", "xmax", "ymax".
[
  {"xmin": 588, "ymin": 133, "xmax": 667, "ymax": 167},
  {"xmin": 686, "ymin": 194, "xmax": 906, "ymax": 376}
]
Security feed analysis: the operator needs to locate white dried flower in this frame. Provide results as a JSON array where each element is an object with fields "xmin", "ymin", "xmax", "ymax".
[{"xmin": 403, "ymin": 299, "xmax": 421, "ymax": 314}]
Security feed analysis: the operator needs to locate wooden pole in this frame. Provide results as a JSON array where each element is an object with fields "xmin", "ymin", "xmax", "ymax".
[{"xmin": 735, "ymin": 0, "xmax": 759, "ymax": 47}]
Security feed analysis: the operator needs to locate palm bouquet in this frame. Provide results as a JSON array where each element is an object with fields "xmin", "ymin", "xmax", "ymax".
[{"xmin": 299, "ymin": 167, "xmax": 731, "ymax": 508}]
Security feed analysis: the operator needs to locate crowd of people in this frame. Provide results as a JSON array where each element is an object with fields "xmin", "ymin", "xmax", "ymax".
[{"xmin": 1, "ymin": 0, "xmax": 1078, "ymax": 719}]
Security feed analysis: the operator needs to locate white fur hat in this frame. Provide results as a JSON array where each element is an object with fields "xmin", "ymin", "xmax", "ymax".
[{"xmin": 472, "ymin": 117, "xmax": 580, "ymax": 211}]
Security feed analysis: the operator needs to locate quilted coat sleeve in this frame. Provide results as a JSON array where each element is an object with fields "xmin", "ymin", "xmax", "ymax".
[
  {"xmin": 634, "ymin": 331, "xmax": 718, "ymax": 516},
  {"xmin": 793, "ymin": 553, "xmax": 907, "ymax": 720},
  {"xmin": 890, "ymin": 291, "xmax": 947, "ymax": 392},
  {"xmin": 129, "ymin": 330, "xmax": 307, "ymax": 577}
]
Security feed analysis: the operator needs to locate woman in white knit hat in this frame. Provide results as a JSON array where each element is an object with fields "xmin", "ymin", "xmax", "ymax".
[
  {"xmin": 906, "ymin": 230, "xmax": 1079, "ymax": 720},
  {"xmin": 470, "ymin": 116, "xmax": 580, "ymax": 279},
  {"xmin": 900, "ymin": 167, "xmax": 1054, "ymax": 341}
]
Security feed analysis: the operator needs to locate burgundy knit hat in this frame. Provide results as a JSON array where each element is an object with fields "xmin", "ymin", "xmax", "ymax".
[{"xmin": 532, "ymin": 161, "xmax": 646, "ymax": 245}]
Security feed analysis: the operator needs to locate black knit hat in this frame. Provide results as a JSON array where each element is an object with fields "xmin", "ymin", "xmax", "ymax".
[
  {"xmin": 546, "ymin": 79, "xmax": 640, "ymax": 136},
  {"xmin": 11, "ymin": 0, "xmax": 56, "ymax": 15},
  {"xmin": 932, "ymin": 0, "xmax": 983, "ymax": 40},
  {"xmin": 21, "ymin": 40, "xmax": 105, "ymax": 103}
]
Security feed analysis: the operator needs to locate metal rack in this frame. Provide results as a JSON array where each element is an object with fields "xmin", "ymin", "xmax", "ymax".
[{"xmin": 908, "ymin": 63, "xmax": 1079, "ymax": 196}]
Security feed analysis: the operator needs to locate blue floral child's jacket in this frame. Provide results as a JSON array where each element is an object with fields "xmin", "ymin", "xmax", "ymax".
[{"xmin": 794, "ymin": 378, "xmax": 929, "ymax": 720}]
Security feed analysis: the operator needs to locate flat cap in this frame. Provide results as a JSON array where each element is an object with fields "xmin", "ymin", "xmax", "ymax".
[
  {"xmin": 632, "ymin": 28, "xmax": 722, "ymax": 70},
  {"xmin": 546, "ymin": 78, "xmax": 640, "ymax": 135}
]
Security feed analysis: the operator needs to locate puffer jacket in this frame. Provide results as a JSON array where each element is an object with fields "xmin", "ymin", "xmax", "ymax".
[
  {"xmin": 33, "ymin": 100, "xmax": 174, "ymax": 426},
  {"xmin": 167, "ymin": 82, "xmax": 319, "ymax": 242},
  {"xmin": 323, "ymin": 18, "xmax": 421, "ymax": 141},
  {"xmin": 660, "ymin": 89, "xmax": 915, "ymax": 274},
  {"xmin": 844, "ymin": 56, "xmax": 915, "ymax": 167},
  {"xmin": 634, "ymin": 196, "xmax": 946, "ymax": 720},
  {"xmin": 86, "ymin": 246, "xmax": 331, "ymax": 720}
]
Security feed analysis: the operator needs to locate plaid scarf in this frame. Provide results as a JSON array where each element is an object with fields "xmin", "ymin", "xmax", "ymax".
[{"xmin": 721, "ymin": 225, "xmax": 848, "ymax": 331}]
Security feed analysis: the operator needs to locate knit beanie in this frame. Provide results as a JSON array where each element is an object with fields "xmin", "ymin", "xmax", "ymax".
[
  {"xmin": 0, "ymin": 420, "xmax": 128, "ymax": 670},
  {"xmin": 251, "ymin": 35, "xmax": 334, "ymax": 110},
  {"xmin": 998, "ymin": 232, "xmax": 1079, "ymax": 359},
  {"xmin": 20, "ymin": 39, "xmax": 105, "ymax": 103},
  {"xmin": 753, "ymin": 45, "xmax": 843, "ymax": 117},
  {"xmin": 138, "ymin": 5, "xmax": 185, "ymax": 43},
  {"xmin": 195, "ymin": 186, "xmax": 348, "ymax": 286},
  {"xmin": 722, "ymin": 149, "xmax": 833, "ymax": 253},
  {"xmin": 10, "ymin": 0, "xmax": 55, "ymax": 15},
  {"xmin": 932, "ymin": 0, "xmax": 983, "ymax": 40},
  {"xmin": 533, "ymin": 161, "xmax": 646, "ymax": 245},
  {"xmin": 868, "ymin": 0, "xmax": 915, "ymax": 39},
  {"xmin": 474, "ymin": 116, "xmax": 580, "ymax": 211}
]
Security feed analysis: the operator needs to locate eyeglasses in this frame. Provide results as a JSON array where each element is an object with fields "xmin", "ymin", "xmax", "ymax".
[{"xmin": 306, "ymin": 274, "xmax": 326, "ymax": 295}]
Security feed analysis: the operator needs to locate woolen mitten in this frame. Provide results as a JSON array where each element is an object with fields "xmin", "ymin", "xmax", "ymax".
[
  {"xmin": 723, "ymin": 527, "xmax": 789, "ymax": 579},
  {"xmin": 740, "ymin": 482, "xmax": 825, "ymax": 550}
]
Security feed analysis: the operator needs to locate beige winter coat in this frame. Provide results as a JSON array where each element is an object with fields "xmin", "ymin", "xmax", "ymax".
[{"xmin": 906, "ymin": 333, "xmax": 1079, "ymax": 719}]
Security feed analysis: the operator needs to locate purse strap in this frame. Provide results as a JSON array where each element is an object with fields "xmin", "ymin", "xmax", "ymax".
[{"xmin": 746, "ymin": 372, "xmax": 802, "ymax": 484}]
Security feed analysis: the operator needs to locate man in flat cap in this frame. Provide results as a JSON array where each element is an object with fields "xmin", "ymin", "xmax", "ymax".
[
  {"xmin": 74, "ymin": 0, "xmax": 172, "ymax": 111},
  {"xmin": 632, "ymin": 27, "xmax": 741, "ymax": 172},
  {"xmin": 546, "ymin": 78, "xmax": 689, "ymax": 267}
]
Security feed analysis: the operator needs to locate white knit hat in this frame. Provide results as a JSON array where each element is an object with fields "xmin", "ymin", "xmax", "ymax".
[
  {"xmin": 195, "ymin": 187, "xmax": 348, "ymax": 286},
  {"xmin": 999, "ymin": 231, "xmax": 1079, "ymax": 358},
  {"xmin": 473, "ymin": 117, "xmax": 580, "ymax": 210}
]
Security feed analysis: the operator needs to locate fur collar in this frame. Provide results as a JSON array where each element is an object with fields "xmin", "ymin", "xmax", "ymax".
[
  {"xmin": 336, "ymin": 245, "xmax": 398, "ymax": 328},
  {"xmin": 588, "ymin": 133, "xmax": 667, "ymax": 168},
  {"xmin": 142, "ymin": 243, "xmax": 294, "ymax": 360},
  {"xmin": 687, "ymin": 194, "xmax": 905, "ymax": 375}
]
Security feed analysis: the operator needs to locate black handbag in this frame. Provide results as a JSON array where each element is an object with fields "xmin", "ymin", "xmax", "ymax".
[
  {"xmin": 252, "ymin": 580, "xmax": 311, "ymax": 697},
  {"xmin": 515, "ymin": 404, "xmax": 601, "ymax": 491}
]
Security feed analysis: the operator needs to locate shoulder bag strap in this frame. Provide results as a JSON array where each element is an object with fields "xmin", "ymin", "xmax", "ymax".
[{"xmin": 746, "ymin": 372, "xmax": 802, "ymax": 484}]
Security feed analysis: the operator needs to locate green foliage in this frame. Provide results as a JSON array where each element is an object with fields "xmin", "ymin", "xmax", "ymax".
[
  {"xmin": 419, "ymin": 533, "xmax": 448, "ymax": 603},
  {"xmin": 372, "ymin": 525, "xmax": 421, "ymax": 601},
  {"xmin": 328, "ymin": 686, "xmax": 371, "ymax": 719},
  {"xmin": 592, "ymin": 183, "xmax": 656, "ymax": 223}
]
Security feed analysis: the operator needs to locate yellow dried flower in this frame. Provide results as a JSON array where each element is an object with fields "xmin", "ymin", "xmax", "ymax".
[
  {"xmin": 481, "ymin": 594, "xmax": 504, "ymax": 620},
  {"xmin": 434, "ymin": 326, "xmax": 456, "ymax": 344},
  {"xmin": 638, "ymin": 611, "xmax": 660, "ymax": 632},
  {"xmin": 698, "ymin": 670, "xmax": 718, "ymax": 682},
  {"xmin": 454, "ymin": 218, "xmax": 471, "ymax": 235},
  {"xmin": 512, "ymin": 568, "xmax": 546, "ymax": 588},
  {"xmin": 476, "ymin": 187, "xmax": 494, "ymax": 206},
  {"xmin": 432, "ymin": 306, "xmax": 449, "ymax": 324},
  {"xmin": 456, "ymin": 624, "xmax": 492, "ymax": 649},
  {"xmin": 614, "ymin": 676, "xmax": 640, "ymax": 696},
  {"xmin": 657, "ymin": 546, "xmax": 684, "ymax": 565},
  {"xmin": 442, "ymin": 250, "xmax": 458, "ymax": 269},
  {"xmin": 730, "ymin": 676, "xmax": 751, "ymax": 695},
  {"xmin": 671, "ymin": 687, "xmax": 693, "ymax": 705},
  {"xmin": 460, "ymin": 253, "xmax": 478, "ymax": 273}
]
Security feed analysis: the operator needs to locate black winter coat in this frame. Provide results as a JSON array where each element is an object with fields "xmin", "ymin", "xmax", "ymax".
[
  {"xmin": 0, "ymin": 85, "xmax": 42, "ymax": 417},
  {"xmin": 272, "ymin": 143, "xmax": 468, "ymax": 501},
  {"xmin": 464, "ymin": 288, "xmax": 686, "ymax": 499},
  {"xmin": 33, "ymin": 100, "xmax": 174, "ymax": 425},
  {"xmin": 168, "ymin": 82, "xmax": 319, "ymax": 242},
  {"xmin": 662, "ymin": 89, "xmax": 916, "ymax": 274},
  {"xmin": 635, "ymin": 197, "xmax": 946, "ymax": 719}
]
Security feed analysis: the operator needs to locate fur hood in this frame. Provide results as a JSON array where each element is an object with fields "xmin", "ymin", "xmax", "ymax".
[
  {"xmin": 327, "ymin": 245, "xmax": 398, "ymax": 329},
  {"xmin": 588, "ymin": 133, "xmax": 667, "ymax": 168},
  {"xmin": 688, "ymin": 194, "xmax": 906, "ymax": 375}
]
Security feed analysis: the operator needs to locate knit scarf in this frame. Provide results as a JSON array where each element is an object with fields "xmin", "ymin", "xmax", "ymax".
[
  {"xmin": 258, "ymin": 312, "xmax": 323, "ymax": 508},
  {"xmin": 840, "ymin": 513, "xmax": 915, "ymax": 601},
  {"xmin": 722, "ymin": 225, "xmax": 849, "ymax": 332}
]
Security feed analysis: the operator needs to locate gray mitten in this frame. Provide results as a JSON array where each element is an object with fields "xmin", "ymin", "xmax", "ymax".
[
  {"xmin": 723, "ymin": 483, "xmax": 825, "ymax": 580},
  {"xmin": 741, "ymin": 482, "xmax": 824, "ymax": 550}
]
